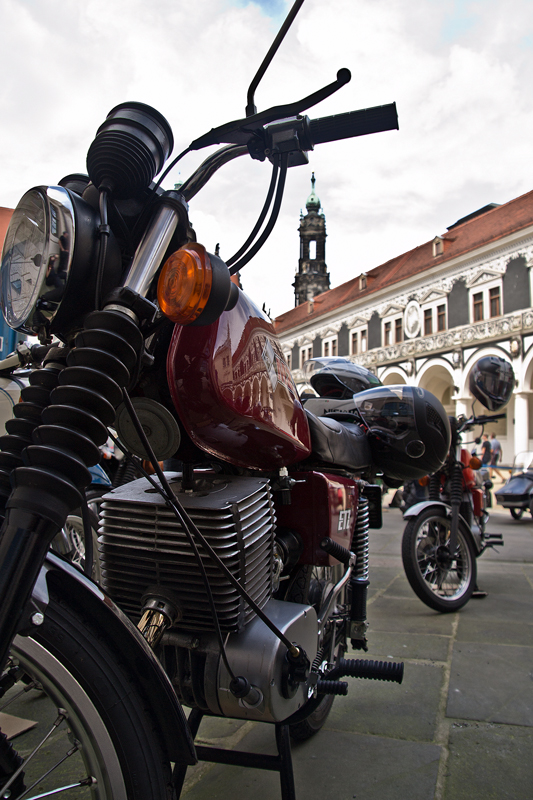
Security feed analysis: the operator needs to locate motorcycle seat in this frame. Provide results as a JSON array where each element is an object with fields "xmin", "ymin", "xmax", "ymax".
[{"xmin": 305, "ymin": 410, "xmax": 372, "ymax": 472}]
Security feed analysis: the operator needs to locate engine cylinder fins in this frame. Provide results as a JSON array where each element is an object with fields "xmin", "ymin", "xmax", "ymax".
[
  {"xmin": 115, "ymin": 397, "xmax": 181, "ymax": 461},
  {"xmin": 99, "ymin": 475, "xmax": 275, "ymax": 632}
]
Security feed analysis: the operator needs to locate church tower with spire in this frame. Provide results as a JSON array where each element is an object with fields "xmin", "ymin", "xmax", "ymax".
[{"xmin": 293, "ymin": 173, "xmax": 330, "ymax": 306}]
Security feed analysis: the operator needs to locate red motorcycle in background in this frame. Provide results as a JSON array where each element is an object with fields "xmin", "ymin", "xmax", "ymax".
[
  {"xmin": 401, "ymin": 356, "xmax": 514, "ymax": 613},
  {"xmin": 0, "ymin": 4, "xmax": 453, "ymax": 798}
]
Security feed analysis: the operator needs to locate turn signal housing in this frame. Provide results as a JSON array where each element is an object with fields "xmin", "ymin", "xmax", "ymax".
[
  {"xmin": 158, "ymin": 243, "xmax": 236, "ymax": 326},
  {"xmin": 469, "ymin": 456, "xmax": 482, "ymax": 470}
]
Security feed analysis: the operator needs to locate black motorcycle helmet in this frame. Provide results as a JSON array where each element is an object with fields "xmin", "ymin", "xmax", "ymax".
[
  {"xmin": 304, "ymin": 357, "xmax": 382, "ymax": 399},
  {"xmin": 352, "ymin": 385, "xmax": 451, "ymax": 481},
  {"xmin": 469, "ymin": 356, "xmax": 514, "ymax": 412}
]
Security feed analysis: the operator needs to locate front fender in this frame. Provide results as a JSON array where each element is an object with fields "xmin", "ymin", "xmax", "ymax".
[
  {"xmin": 26, "ymin": 552, "xmax": 196, "ymax": 765},
  {"xmin": 402, "ymin": 501, "xmax": 480, "ymax": 552},
  {"xmin": 403, "ymin": 500, "xmax": 451, "ymax": 520}
]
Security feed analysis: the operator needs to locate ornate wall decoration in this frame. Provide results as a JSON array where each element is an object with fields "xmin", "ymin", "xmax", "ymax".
[{"xmin": 403, "ymin": 299, "xmax": 422, "ymax": 339}]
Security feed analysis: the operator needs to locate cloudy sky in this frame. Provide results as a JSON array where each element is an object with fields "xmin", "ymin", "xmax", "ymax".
[{"xmin": 1, "ymin": 0, "xmax": 533, "ymax": 318}]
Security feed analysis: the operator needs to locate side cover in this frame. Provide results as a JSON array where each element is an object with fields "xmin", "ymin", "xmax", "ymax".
[{"xmin": 167, "ymin": 289, "xmax": 311, "ymax": 469}]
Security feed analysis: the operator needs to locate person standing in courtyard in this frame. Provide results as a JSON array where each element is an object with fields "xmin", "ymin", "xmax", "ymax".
[
  {"xmin": 481, "ymin": 434, "xmax": 491, "ymax": 469},
  {"xmin": 490, "ymin": 432, "xmax": 505, "ymax": 481}
]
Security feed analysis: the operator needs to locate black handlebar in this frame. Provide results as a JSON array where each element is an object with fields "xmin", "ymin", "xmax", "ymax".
[
  {"xmin": 458, "ymin": 412, "xmax": 506, "ymax": 432},
  {"xmin": 309, "ymin": 103, "xmax": 398, "ymax": 146}
]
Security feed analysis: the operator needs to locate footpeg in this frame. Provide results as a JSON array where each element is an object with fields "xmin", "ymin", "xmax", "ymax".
[
  {"xmin": 326, "ymin": 658, "xmax": 404, "ymax": 684},
  {"xmin": 316, "ymin": 679, "xmax": 349, "ymax": 696},
  {"xmin": 483, "ymin": 533, "xmax": 503, "ymax": 542}
]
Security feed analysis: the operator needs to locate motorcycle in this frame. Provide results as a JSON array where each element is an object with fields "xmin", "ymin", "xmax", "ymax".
[
  {"xmin": 494, "ymin": 451, "xmax": 533, "ymax": 520},
  {"xmin": 0, "ymin": 5, "xmax": 454, "ymax": 798},
  {"xmin": 401, "ymin": 356, "xmax": 514, "ymax": 613}
]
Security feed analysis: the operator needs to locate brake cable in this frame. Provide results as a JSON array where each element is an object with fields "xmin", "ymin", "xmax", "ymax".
[
  {"xmin": 228, "ymin": 151, "xmax": 288, "ymax": 274},
  {"xmin": 226, "ymin": 157, "xmax": 279, "ymax": 268}
]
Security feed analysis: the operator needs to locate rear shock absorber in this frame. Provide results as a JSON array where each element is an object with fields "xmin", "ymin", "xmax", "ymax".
[
  {"xmin": 448, "ymin": 460, "xmax": 464, "ymax": 554},
  {"xmin": 349, "ymin": 492, "xmax": 370, "ymax": 651}
]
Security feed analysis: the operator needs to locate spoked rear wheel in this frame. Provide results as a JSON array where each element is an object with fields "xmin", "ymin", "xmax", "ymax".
[
  {"xmin": 1, "ymin": 596, "xmax": 175, "ymax": 799},
  {"xmin": 402, "ymin": 509, "xmax": 477, "ymax": 612}
]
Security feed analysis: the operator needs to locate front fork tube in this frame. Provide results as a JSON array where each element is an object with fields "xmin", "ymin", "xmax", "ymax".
[{"xmin": 0, "ymin": 510, "xmax": 65, "ymax": 668}]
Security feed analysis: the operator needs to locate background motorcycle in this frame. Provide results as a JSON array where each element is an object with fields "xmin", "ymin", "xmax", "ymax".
[
  {"xmin": 0, "ymin": 5, "xmax": 451, "ymax": 799},
  {"xmin": 494, "ymin": 451, "xmax": 533, "ymax": 520},
  {"xmin": 401, "ymin": 356, "xmax": 514, "ymax": 613}
]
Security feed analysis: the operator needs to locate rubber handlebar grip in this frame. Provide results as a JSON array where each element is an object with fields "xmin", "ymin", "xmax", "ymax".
[{"xmin": 309, "ymin": 102, "xmax": 398, "ymax": 145}]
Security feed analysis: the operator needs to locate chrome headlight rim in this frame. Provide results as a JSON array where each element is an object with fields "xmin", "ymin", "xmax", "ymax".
[{"xmin": 1, "ymin": 185, "xmax": 76, "ymax": 334}]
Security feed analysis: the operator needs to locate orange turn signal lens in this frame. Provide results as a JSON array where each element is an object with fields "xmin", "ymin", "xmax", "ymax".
[
  {"xmin": 157, "ymin": 243, "xmax": 213, "ymax": 324},
  {"xmin": 469, "ymin": 456, "xmax": 482, "ymax": 470},
  {"xmin": 418, "ymin": 475, "xmax": 430, "ymax": 487}
]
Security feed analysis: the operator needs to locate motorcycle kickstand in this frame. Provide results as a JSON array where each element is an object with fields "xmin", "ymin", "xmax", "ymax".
[{"xmin": 172, "ymin": 707, "xmax": 296, "ymax": 800}]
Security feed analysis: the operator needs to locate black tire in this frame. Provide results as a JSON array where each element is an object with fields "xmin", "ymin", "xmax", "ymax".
[
  {"xmin": 4, "ymin": 594, "xmax": 175, "ymax": 799},
  {"xmin": 289, "ymin": 693, "xmax": 335, "ymax": 742},
  {"xmin": 402, "ymin": 509, "xmax": 477, "ymax": 612},
  {"xmin": 288, "ymin": 564, "xmax": 343, "ymax": 741},
  {"xmin": 510, "ymin": 508, "xmax": 524, "ymax": 520}
]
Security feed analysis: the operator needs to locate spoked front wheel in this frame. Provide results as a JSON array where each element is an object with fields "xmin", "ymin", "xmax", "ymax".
[
  {"xmin": 402, "ymin": 509, "xmax": 477, "ymax": 612},
  {"xmin": 1, "ymin": 596, "xmax": 175, "ymax": 799}
]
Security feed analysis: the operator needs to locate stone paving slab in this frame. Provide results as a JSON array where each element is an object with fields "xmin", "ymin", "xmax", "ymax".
[
  {"xmin": 447, "ymin": 642, "xmax": 533, "ymax": 726},
  {"xmin": 445, "ymin": 721, "xmax": 533, "ymax": 800},
  {"xmin": 326, "ymin": 661, "xmax": 444, "ymax": 742},
  {"xmin": 368, "ymin": 594, "xmax": 457, "ymax": 637},
  {"xmin": 369, "ymin": 630, "xmax": 450, "ymax": 662},
  {"xmin": 182, "ymin": 723, "xmax": 442, "ymax": 800}
]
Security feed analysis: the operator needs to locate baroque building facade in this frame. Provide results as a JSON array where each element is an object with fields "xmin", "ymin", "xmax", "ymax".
[{"xmin": 275, "ymin": 190, "xmax": 533, "ymax": 465}]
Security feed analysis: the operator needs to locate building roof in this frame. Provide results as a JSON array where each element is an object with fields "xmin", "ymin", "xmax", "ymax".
[{"xmin": 275, "ymin": 189, "xmax": 533, "ymax": 334}]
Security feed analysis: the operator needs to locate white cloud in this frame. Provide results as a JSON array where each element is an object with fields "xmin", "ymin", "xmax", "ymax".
[{"xmin": 1, "ymin": 0, "xmax": 532, "ymax": 317}]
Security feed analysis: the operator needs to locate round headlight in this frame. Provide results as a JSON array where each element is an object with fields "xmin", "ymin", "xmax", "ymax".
[{"xmin": 1, "ymin": 186, "xmax": 75, "ymax": 332}]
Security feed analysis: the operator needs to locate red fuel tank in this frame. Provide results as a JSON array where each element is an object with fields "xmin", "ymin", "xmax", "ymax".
[{"xmin": 167, "ymin": 289, "xmax": 311, "ymax": 470}]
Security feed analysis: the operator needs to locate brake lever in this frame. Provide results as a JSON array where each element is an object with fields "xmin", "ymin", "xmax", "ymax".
[{"xmin": 188, "ymin": 68, "xmax": 352, "ymax": 151}]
